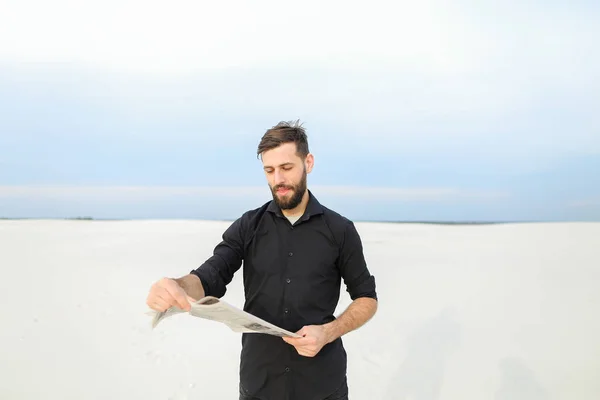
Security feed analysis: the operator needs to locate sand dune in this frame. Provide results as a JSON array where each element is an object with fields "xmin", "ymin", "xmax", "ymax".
[{"xmin": 0, "ymin": 220, "xmax": 598, "ymax": 399}]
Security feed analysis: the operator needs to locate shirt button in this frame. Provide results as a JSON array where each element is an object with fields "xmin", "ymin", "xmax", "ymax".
[
  {"xmin": 288, "ymin": 252, "xmax": 293, "ymax": 257},
  {"xmin": 284, "ymin": 308, "xmax": 289, "ymax": 314},
  {"xmin": 285, "ymin": 367, "xmax": 290, "ymax": 373},
  {"xmin": 286, "ymin": 278, "xmax": 291, "ymax": 284}
]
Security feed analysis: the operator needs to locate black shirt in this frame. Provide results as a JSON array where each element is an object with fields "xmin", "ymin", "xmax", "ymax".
[{"xmin": 191, "ymin": 190, "xmax": 377, "ymax": 400}]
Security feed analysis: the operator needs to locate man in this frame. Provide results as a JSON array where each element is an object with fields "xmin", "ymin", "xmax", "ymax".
[{"xmin": 146, "ymin": 120, "xmax": 378, "ymax": 400}]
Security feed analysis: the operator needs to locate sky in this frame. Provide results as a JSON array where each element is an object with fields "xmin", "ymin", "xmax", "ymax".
[{"xmin": 1, "ymin": 0, "xmax": 599, "ymax": 222}]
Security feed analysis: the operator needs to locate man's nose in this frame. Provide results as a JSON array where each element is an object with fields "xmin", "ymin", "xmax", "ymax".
[{"xmin": 274, "ymin": 170, "xmax": 285, "ymax": 184}]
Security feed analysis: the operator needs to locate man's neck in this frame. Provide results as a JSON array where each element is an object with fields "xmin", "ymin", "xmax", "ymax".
[{"xmin": 281, "ymin": 190, "xmax": 310, "ymax": 218}]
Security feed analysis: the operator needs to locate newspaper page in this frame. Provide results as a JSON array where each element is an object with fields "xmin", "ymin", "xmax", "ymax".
[{"xmin": 150, "ymin": 296, "xmax": 302, "ymax": 338}]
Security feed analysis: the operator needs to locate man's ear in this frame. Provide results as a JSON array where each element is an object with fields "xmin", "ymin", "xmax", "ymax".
[{"xmin": 305, "ymin": 153, "xmax": 314, "ymax": 173}]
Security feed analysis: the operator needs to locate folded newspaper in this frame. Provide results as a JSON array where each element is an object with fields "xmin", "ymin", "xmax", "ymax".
[{"xmin": 150, "ymin": 296, "xmax": 302, "ymax": 338}]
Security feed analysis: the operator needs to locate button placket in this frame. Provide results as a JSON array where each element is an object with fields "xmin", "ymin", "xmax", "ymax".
[{"xmin": 283, "ymin": 231, "xmax": 294, "ymax": 320}]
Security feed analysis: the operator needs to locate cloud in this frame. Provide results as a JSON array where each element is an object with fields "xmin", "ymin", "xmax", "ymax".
[
  {"xmin": 0, "ymin": 0, "xmax": 598, "ymax": 221},
  {"xmin": 0, "ymin": 0, "xmax": 467, "ymax": 74},
  {"xmin": 2, "ymin": 0, "xmax": 596, "ymax": 81},
  {"xmin": 0, "ymin": 185, "xmax": 266, "ymax": 203},
  {"xmin": 313, "ymin": 186, "xmax": 509, "ymax": 202},
  {"xmin": 1, "ymin": 0, "xmax": 598, "ymax": 165},
  {"xmin": 0, "ymin": 185, "xmax": 509, "ymax": 203}
]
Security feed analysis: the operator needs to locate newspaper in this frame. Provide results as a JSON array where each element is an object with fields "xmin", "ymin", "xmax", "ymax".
[{"xmin": 150, "ymin": 296, "xmax": 302, "ymax": 338}]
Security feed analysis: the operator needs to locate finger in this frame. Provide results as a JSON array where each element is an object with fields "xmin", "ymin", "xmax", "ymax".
[
  {"xmin": 298, "ymin": 349, "xmax": 313, "ymax": 357},
  {"xmin": 164, "ymin": 281, "xmax": 191, "ymax": 311},
  {"xmin": 283, "ymin": 337, "xmax": 302, "ymax": 346},
  {"xmin": 147, "ymin": 290, "xmax": 170, "ymax": 311},
  {"xmin": 283, "ymin": 337, "xmax": 298, "ymax": 346},
  {"xmin": 150, "ymin": 279, "xmax": 183, "ymax": 308},
  {"xmin": 156, "ymin": 291, "xmax": 178, "ymax": 308},
  {"xmin": 292, "ymin": 336, "xmax": 312, "ymax": 346},
  {"xmin": 155, "ymin": 280, "xmax": 186, "ymax": 310},
  {"xmin": 147, "ymin": 297, "xmax": 170, "ymax": 312},
  {"xmin": 149, "ymin": 284, "xmax": 182, "ymax": 309},
  {"xmin": 149, "ymin": 283, "xmax": 171, "ymax": 301}
]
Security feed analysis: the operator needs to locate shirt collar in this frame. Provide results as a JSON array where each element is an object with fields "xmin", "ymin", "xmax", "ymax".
[{"xmin": 267, "ymin": 189, "xmax": 324, "ymax": 221}]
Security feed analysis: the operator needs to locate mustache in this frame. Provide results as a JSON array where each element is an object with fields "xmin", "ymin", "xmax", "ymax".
[{"xmin": 273, "ymin": 184, "xmax": 294, "ymax": 191}]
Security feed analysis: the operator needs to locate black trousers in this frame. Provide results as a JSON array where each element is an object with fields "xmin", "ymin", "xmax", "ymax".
[{"xmin": 239, "ymin": 377, "xmax": 348, "ymax": 400}]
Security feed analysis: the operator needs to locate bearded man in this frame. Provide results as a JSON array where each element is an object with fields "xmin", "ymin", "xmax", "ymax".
[{"xmin": 146, "ymin": 120, "xmax": 378, "ymax": 400}]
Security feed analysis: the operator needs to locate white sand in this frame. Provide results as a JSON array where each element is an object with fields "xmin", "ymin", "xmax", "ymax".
[{"xmin": 0, "ymin": 219, "xmax": 598, "ymax": 399}]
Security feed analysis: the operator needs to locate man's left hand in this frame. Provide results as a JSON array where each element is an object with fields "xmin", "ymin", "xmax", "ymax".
[{"xmin": 282, "ymin": 325, "xmax": 330, "ymax": 357}]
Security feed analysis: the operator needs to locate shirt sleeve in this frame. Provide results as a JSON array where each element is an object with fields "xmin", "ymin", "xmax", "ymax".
[
  {"xmin": 338, "ymin": 221, "xmax": 377, "ymax": 301},
  {"xmin": 190, "ymin": 216, "xmax": 245, "ymax": 298}
]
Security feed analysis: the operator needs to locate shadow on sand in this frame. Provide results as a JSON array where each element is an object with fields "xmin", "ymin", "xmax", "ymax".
[
  {"xmin": 495, "ymin": 357, "xmax": 548, "ymax": 400},
  {"xmin": 384, "ymin": 308, "xmax": 461, "ymax": 400},
  {"xmin": 383, "ymin": 309, "xmax": 549, "ymax": 399}
]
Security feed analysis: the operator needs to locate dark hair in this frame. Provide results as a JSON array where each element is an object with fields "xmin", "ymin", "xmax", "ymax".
[{"xmin": 257, "ymin": 120, "xmax": 309, "ymax": 159}]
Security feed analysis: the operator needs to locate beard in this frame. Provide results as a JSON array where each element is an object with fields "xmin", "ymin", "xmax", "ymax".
[{"xmin": 270, "ymin": 169, "xmax": 307, "ymax": 210}]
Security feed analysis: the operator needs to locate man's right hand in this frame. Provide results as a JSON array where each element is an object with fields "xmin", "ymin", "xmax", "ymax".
[{"xmin": 146, "ymin": 277, "xmax": 193, "ymax": 312}]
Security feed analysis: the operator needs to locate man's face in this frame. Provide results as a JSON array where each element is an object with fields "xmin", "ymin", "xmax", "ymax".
[{"xmin": 261, "ymin": 142, "xmax": 313, "ymax": 210}]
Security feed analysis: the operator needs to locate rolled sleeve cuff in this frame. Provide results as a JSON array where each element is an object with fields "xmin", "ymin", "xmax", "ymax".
[
  {"xmin": 347, "ymin": 274, "xmax": 377, "ymax": 301},
  {"xmin": 190, "ymin": 265, "xmax": 222, "ymax": 298}
]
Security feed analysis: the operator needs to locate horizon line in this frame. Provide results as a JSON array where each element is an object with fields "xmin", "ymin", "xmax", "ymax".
[{"xmin": 1, "ymin": 216, "xmax": 598, "ymax": 225}]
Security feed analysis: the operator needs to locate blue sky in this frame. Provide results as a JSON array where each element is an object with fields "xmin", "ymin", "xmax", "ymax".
[{"xmin": 1, "ymin": 0, "xmax": 599, "ymax": 221}]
